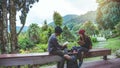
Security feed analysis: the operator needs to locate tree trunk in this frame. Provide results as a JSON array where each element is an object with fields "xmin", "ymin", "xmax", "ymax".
[
  {"xmin": 2, "ymin": 0, "xmax": 8, "ymax": 54},
  {"xmin": 0, "ymin": 6, "xmax": 4, "ymax": 54},
  {"xmin": 9, "ymin": 0, "xmax": 18, "ymax": 53}
]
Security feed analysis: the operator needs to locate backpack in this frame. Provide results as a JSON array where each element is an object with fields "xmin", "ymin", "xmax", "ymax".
[{"xmin": 66, "ymin": 55, "xmax": 78, "ymax": 68}]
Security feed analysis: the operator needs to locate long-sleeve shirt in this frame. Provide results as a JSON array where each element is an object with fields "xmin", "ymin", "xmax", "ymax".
[
  {"xmin": 48, "ymin": 34, "xmax": 62, "ymax": 53},
  {"xmin": 79, "ymin": 35, "xmax": 92, "ymax": 49}
]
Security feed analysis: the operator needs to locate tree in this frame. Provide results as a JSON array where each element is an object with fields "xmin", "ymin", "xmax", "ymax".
[
  {"xmin": 0, "ymin": 0, "xmax": 8, "ymax": 54},
  {"xmin": 81, "ymin": 21, "xmax": 98, "ymax": 36},
  {"xmin": 115, "ymin": 22, "xmax": 120, "ymax": 35},
  {"xmin": 28, "ymin": 23, "xmax": 40, "ymax": 44},
  {"xmin": 0, "ymin": 4, "xmax": 4, "ymax": 53},
  {"xmin": 96, "ymin": 0, "xmax": 120, "ymax": 29},
  {"xmin": 53, "ymin": 11, "xmax": 63, "ymax": 26},
  {"xmin": 42, "ymin": 20, "xmax": 48, "ymax": 31},
  {"xmin": 0, "ymin": 0, "xmax": 39, "ymax": 53},
  {"xmin": 62, "ymin": 25, "xmax": 76, "ymax": 42}
]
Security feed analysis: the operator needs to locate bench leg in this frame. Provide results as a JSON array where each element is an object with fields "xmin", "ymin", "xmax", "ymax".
[{"xmin": 103, "ymin": 55, "xmax": 107, "ymax": 60}]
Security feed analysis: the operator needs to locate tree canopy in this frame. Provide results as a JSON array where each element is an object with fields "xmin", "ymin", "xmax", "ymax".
[
  {"xmin": 96, "ymin": 0, "xmax": 120, "ymax": 29},
  {"xmin": 53, "ymin": 11, "xmax": 63, "ymax": 26}
]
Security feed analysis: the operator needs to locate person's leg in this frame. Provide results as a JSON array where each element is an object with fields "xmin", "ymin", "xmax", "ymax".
[
  {"xmin": 77, "ymin": 47, "xmax": 88, "ymax": 68},
  {"xmin": 78, "ymin": 52, "xmax": 84, "ymax": 68},
  {"xmin": 51, "ymin": 50, "xmax": 66, "ymax": 68},
  {"xmin": 57, "ymin": 57, "xmax": 65, "ymax": 68}
]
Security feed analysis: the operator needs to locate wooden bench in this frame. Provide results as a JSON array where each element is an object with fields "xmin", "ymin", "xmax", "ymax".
[{"xmin": 0, "ymin": 48, "xmax": 111, "ymax": 66}]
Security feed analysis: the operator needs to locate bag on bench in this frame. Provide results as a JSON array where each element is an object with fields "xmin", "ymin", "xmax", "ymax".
[{"xmin": 66, "ymin": 55, "xmax": 78, "ymax": 68}]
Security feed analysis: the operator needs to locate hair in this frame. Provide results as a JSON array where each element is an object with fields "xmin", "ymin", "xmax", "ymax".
[
  {"xmin": 55, "ymin": 26, "xmax": 63, "ymax": 33},
  {"xmin": 78, "ymin": 29, "xmax": 85, "ymax": 35}
]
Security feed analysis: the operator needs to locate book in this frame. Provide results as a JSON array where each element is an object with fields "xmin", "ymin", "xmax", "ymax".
[{"xmin": 63, "ymin": 41, "xmax": 69, "ymax": 45}]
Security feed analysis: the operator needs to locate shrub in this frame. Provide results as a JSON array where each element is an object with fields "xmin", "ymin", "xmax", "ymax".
[
  {"xmin": 91, "ymin": 37, "xmax": 98, "ymax": 42},
  {"xmin": 115, "ymin": 49, "xmax": 120, "ymax": 58}
]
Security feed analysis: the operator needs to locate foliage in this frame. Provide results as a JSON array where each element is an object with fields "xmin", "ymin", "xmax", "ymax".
[
  {"xmin": 47, "ymin": 27, "xmax": 53, "ymax": 38},
  {"xmin": 53, "ymin": 11, "xmax": 63, "ymax": 26},
  {"xmin": 96, "ymin": 0, "xmax": 120, "ymax": 29},
  {"xmin": 29, "ymin": 44, "xmax": 47, "ymax": 53},
  {"xmin": 100, "ymin": 29, "xmax": 112, "ymax": 39},
  {"xmin": 115, "ymin": 49, "xmax": 120, "ymax": 58},
  {"xmin": 0, "ymin": 0, "xmax": 39, "ymax": 53},
  {"xmin": 91, "ymin": 36, "xmax": 98, "ymax": 42},
  {"xmin": 104, "ymin": 37, "xmax": 120, "ymax": 52},
  {"xmin": 39, "ymin": 31, "xmax": 49, "ymax": 44},
  {"xmin": 42, "ymin": 20, "xmax": 48, "ymax": 31},
  {"xmin": 28, "ymin": 23, "xmax": 40, "ymax": 44},
  {"xmin": 18, "ymin": 35, "xmax": 34, "ymax": 50},
  {"xmin": 67, "ymin": 41, "xmax": 79, "ymax": 50},
  {"xmin": 80, "ymin": 21, "xmax": 98, "ymax": 36},
  {"xmin": 62, "ymin": 25, "xmax": 76, "ymax": 42},
  {"xmin": 115, "ymin": 22, "xmax": 120, "ymax": 35}
]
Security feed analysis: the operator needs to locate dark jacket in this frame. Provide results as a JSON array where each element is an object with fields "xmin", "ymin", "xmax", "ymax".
[{"xmin": 48, "ymin": 34, "xmax": 63, "ymax": 53}]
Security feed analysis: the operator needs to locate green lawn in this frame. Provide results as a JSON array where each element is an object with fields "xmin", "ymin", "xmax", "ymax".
[{"xmin": 104, "ymin": 37, "xmax": 120, "ymax": 52}]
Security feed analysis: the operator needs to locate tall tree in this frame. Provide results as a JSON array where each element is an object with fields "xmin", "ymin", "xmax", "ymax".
[
  {"xmin": 42, "ymin": 20, "xmax": 48, "ymax": 31},
  {"xmin": 0, "ymin": 4, "xmax": 4, "ymax": 53},
  {"xmin": 2, "ymin": 0, "xmax": 8, "ymax": 53},
  {"xmin": 0, "ymin": 0, "xmax": 39, "ymax": 53},
  {"xmin": 53, "ymin": 11, "xmax": 63, "ymax": 26},
  {"xmin": 96, "ymin": 0, "xmax": 120, "ymax": 29},
  {"xmin": 9, "ymin": 0, "xmax": 18, "ymax": 53},
  {"xmin": 81, "ymin": 21, "xmax": 97, "ymax": 36}
]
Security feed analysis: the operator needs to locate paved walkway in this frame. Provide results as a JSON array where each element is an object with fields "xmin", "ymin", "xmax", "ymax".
[
  {"xmin": 41, "ymin": 58, "xmax": 120, "ymax": 68},
  {"xmin": 81, "ymin": 58, "xmax": 120, "ymax": 68}
]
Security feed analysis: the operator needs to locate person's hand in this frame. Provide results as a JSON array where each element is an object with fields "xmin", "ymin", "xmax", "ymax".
[
  {"xmin": 77, "ymin": 40, "xmax": 85, "ymax": 45},
  {"xmin": 73, "ymin": 50, "xmax": 78, "ymax": 54},
  {"xmin": 89, "ymin": 45, "xmax": 92, "ymax": 49}
]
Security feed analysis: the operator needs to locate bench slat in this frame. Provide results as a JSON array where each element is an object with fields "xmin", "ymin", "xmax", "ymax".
[
  {"xmin": 85, "ymin": 48, "xmax": 111, "ymax": 58},
  {"xmin": 0, "ymin": 55, "xmax": 62, "ymax": 66},
  {"xmin": 0, "ymin": 48, "xmax": 111, "ymax": 66}
]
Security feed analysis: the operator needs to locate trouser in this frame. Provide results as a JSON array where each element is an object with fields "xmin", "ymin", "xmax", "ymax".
[
  {"xmin": 57, "ymin": 58, "xmax": 65, "ymax": 68},
  {"xmin": 50, "ymin": 50, "xmax": 65, "ymax": 68},
  {"xmin": 77, "ymin": 47, "xmax": 89, "ymax": 68}
]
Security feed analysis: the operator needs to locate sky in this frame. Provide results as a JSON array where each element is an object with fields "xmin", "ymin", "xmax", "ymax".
[{"xmin": 16, "ymin": 0, "xmax": 98, "ymax": 26}]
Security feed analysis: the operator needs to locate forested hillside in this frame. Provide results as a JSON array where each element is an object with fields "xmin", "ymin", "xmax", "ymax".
[{"xmin": 49, "ymin": 11, "xmax": 96, "ymax": 30}]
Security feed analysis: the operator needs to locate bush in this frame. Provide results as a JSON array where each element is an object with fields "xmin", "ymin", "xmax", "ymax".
[
  {"xmin": 18, "ymin": 38, "xmax": 35, "ymax": 50},
  {"xmin": 115, "ymin": 49, "xmax": 120, "ymax": 58},
  {"xmin": 91, "ymin": 37, "xmax": 98, "ymax": 42}
]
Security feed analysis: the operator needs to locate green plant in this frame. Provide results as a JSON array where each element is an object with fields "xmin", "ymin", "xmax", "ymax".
[
  {"xmin": 18, "ymin": 37, "xmax": 34, "ymax": 50},
  {"xmin": 115, "ymin": 49, "xmax": 120, "ymax": 58},
  {"xmin": 104, "ymin": 37, "xmax": 120, "ymax": 52},
  {"xmin": 91, "ymin": 37, "xmax": 98, "ymax": 42}
]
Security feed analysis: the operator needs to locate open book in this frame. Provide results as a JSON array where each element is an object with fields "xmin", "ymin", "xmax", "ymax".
[{"xmin": 63, "ymin": 41, "xmax": 69, "ymax": 45}]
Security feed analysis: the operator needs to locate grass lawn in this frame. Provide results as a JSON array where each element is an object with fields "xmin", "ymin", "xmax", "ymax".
[{"xmin": 104, "ymin": 37, "xmax": 120, "ymax": 52}]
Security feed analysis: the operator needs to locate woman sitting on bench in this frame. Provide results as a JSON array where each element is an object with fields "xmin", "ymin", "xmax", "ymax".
[{"xmin": 77, "ymin": 29, "xmax": 92, "ymax": 68}]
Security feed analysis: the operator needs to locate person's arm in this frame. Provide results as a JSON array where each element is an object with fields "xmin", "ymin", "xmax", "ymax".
[
  {"xmin": 77, "ymin": 36, "xmax": 85, "ymax": 46},
  {"xmin": 87, "ymin": 36, "xmax": 92, "ymax": 49},
  {"xmin": 52, "ymin": 38, "xmax": 63, "ymax": 49}
]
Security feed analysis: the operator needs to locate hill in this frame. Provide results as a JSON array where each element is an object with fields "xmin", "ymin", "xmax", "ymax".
[
  {"xmin": 8, "ymin": 26, "xmax": 28, "ymax": 32},
  {"xmin": 49, "ymin": 11, "xmax": 96, "ymax": 30}
]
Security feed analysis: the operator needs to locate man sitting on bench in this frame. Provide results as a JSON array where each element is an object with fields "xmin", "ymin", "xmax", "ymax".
[{"xmin": 48, "ymin": 26, "xmax": 76, "ymax": 68}]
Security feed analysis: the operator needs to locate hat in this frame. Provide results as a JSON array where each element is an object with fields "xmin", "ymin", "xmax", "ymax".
[
  {"xmin": 78, "ymin": 29, "xmax": 85, "ymax": 35},
  {"xmin": 55, "ymin": 26, "xmax": 63, "ymax": 33}
]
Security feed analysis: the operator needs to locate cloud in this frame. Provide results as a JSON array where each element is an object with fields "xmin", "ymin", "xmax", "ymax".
[{"xmin": 16, "ymin": 0, "xmax": 98, "ymax": 26}]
